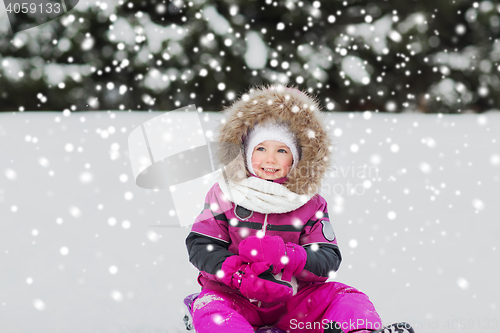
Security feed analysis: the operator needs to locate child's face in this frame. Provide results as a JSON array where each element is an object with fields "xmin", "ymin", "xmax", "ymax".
[{"xmin": 251, "ymin": 140, "xmax": 293, "ymax": 180}]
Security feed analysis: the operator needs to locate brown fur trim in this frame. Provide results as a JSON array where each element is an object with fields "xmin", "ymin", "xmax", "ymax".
[{"xmin": 215, "ymin": 84, "xmax": 332, "ymax": 196}]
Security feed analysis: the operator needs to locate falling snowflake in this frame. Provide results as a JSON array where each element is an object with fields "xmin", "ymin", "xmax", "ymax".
[
  {"xmin": 60, "ymin": 246, "xmax": 69, "ymax": 256},
  {"xmin": 457, "ymin": 277, "xmax": 469, "ymax": 290},
  {"xmin": 109, "ymin": 266, "xmax": 118, "ymax": 275},
  {"xmin": 110, "ymin": 290, "xmax": 123, "ymax": 302},
  {"xmin": 33, "ymin": 299, "xmax": 46, "ymax": 311}
]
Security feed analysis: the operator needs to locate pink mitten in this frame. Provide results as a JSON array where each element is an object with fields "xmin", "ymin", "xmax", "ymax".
[
  {"xmin": 238, "ymin": 235, "xmax": 286, "ymax": 274},
  {"xmin": 281, "ymin": 242, "xmax": 307, "ymax": 282},
  {"xmin": 219, "ymin": 255, "xmax": 293, "ymax": 303}
]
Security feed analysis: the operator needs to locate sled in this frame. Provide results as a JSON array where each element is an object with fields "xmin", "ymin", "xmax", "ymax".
[
  {"xmin": 183, "ymin": 293, "xmax": 286, "ymax": 333},
  {"xmin": 183, "ymin": 293, "xmax": 415, "ymax": 333}
]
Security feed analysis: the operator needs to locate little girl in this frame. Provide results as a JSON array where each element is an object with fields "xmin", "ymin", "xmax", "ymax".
[{"xmin": 185, "ymin": 85, "xmax": 414, "ymax": 333}]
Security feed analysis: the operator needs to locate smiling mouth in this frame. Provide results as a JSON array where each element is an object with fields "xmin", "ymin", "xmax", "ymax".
[{"xmin": 262, "ymin": 168, "xmax": 279, "ymax": 173}]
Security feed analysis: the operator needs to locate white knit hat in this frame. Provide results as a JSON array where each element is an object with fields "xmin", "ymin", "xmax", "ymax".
[{"xmin": 244, "ymin": 122, "xmax": 299, "ymax": 177}]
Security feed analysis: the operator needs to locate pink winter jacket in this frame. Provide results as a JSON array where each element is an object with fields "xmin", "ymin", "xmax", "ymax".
[{"xmin": 186, "ymin": 175, "xmax": 342, "ymax": 296}]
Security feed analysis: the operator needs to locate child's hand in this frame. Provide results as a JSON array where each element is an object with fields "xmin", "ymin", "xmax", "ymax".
[
  {"xmin": 239, "ymin": 236, "xmax": 308, "ymax": 282},
  {"xmin": 218, "ymin": 255, "xmax": 293, "ymax": 303},
  {"xmin": 240, "ymin": 261, "xmax": 294, "ymax": 303},
  {"xmin": 238, "ymin": 235, "xmax": 286, "ymax": 274},
  {"xmin": 281, "ymin": 242, "xmax": 307, "ymax": 282}
]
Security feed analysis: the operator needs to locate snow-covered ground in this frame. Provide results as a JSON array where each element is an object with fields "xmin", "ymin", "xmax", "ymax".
[{"xmin": 1, "ymin": 110, "xmax": 499, "ymax": 333}]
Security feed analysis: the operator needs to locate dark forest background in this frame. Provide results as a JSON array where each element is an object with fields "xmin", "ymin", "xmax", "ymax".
[{"xmin": 0, "ymin": 0, "xmax": 499, "ymax": 113}]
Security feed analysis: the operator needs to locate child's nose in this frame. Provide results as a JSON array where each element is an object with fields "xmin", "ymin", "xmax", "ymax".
[{"xmin": 265, "ymin": 152, "xmax": 277, "ymax": 162}]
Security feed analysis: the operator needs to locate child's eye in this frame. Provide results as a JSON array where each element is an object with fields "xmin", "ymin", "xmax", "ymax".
[
  {"xmin": 278, "ymin": 149, "xmax": 287, "ymax": 153},
  {"xmin": 256, "ymin": 147, "xmax": 265, "ymax": 151}
]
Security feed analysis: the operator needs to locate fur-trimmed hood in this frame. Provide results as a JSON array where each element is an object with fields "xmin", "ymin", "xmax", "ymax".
[{"xmin": 215, "ymin": 85, "xmax": 332, "ymax": 196}]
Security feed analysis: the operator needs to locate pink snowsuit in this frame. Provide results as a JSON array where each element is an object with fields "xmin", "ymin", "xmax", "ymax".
[{"xmin": 186, "ymin": 176, "xmax": 383, "ymax": 333}]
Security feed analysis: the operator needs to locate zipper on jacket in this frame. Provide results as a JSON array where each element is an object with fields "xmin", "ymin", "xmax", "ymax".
[{"xmin": 261, "ymin": 213, "xmax": 268, "ymax": 236}]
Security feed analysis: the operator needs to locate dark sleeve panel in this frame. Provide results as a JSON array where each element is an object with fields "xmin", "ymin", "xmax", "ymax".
[
  {"xmin": 186, "ymin": 232, "xmax": 236, "ymax": 275},
  {"xmin": 303, "ymin": 243, "xmax": 342, "ymax": 277}
]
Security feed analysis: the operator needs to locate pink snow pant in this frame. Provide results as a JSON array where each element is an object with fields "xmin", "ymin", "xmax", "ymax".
[{"xmin": 192, "ymin": 281, "xmax": 383, "ymax": 333}]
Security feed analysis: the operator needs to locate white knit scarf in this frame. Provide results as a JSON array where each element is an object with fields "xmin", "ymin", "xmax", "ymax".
[{"xmin": 217, "ymin": 171, "xmax": 314, "ymax": 214}]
